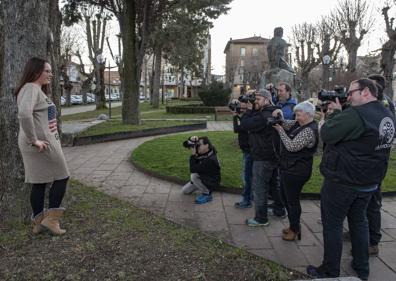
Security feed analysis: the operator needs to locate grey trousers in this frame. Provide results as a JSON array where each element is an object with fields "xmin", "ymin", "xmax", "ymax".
[{"xmin": 182, "ymin": 173, "xmax": 210, "ymax": 195}]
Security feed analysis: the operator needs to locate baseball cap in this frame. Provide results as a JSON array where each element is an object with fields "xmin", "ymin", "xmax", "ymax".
[{"xmin": 256, "ymin": 89, "xmax": 274, "ymax": 104}]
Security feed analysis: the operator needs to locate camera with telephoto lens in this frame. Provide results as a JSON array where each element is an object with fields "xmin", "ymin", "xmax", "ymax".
[
  {"xmin": 183, "ymin": 136, "xmax": 200, "ymax": 149},
  {"xmin": 228, "ymin": 99, "xmax": 241, "ymax": 113},
  {"xmin": 238, "ymin": 92, "xmax": 256, "ymax": 104},
  {"xmin": 318, "ymin": 86, "xmax": 348, "ymax": 104},
  {"xmin": 267, "ymin": 112, "xmax": 284, "ymax": 126}
]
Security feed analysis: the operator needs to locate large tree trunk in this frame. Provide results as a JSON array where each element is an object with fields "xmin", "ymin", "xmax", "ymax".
[
  {"xmin": 0, "ymin": 0, "xmax": 52, "ymax": 225},
  {"xmin": 381, "ymin": 40, "xmax": 396, "ymax": 100},
  {"xmin": 152, "ymin": 45, "xmax": 161, "ymax": 108},
  {"xmin": 94, "ymin": 62, "xmax": 107, "ymax": 109},
  {"xmin": 48, "ymin": 0, "xmax": 62, "ymax": 132},
  {"xmin": 300, "ymin": 71, "xmax": 311, "ymax": 101},
  {"xmin": 346, "ymin": 47, "xmax": 358, "ymax": 73},
  {"xmin": 121, "ymin": 2, "xmax": 140, "ymax": 125}
]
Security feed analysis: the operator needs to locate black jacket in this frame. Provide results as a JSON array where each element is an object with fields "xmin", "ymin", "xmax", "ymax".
[
  {"xmin": 233, "ymin": 115, "xmax": 250, "ymax": 153},
  {"xmin": 320, "ymin": 101, "xmax": 395, "ymax": 188},
  {"xmin": 190, "ymin": 149, "xmax": 221, "ymax": 190},
  {"xmin": 240, "ymin": 105, "xmax": 279, "ymax": 161}
]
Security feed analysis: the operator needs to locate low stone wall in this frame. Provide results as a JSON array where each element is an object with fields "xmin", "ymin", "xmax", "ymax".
[{"xmin": 61, "ymin": 122, "xmax": 207, "ymax": 147}]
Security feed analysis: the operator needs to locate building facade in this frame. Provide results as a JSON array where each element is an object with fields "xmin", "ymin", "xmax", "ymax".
[{"xmin": 224, "ymin": 36, "xmax": 270, "ymax": 97}]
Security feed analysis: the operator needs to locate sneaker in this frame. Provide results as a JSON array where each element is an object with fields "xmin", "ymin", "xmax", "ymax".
[
  {"xmin": 234, "ymin": 201, "xmax": 252, "ymax": 209},
  {"xmin": 306, "ymin": 265, "xmax": 331, "ymax": 278},
  {"xmin": 195, "ymin": 193, "xmax": 213, "ymax": 204},
  {"xmin": 368, "ymin": 244, "xmax": 379, "ymax": 256},
  {"xmin": 245, "ymin": 218, "xmax": 269, "ymax": 227},
  {"xmin": 268, "ymin": 207, "xmax": 287, "ymax": 218}
]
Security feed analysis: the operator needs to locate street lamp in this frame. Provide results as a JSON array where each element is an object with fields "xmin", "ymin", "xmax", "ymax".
[{"xmin": 322, "ymin": 54, "xmax": 331, "ymax": 90}]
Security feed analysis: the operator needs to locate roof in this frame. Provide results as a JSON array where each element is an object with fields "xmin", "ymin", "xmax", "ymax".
[
  {"xmin": 224, "ymin": 36, "xmax": 269, "ymax": 53},
  {"xmin": 104, "ymin": 70, "xmax": 121, "ymax": 85}
]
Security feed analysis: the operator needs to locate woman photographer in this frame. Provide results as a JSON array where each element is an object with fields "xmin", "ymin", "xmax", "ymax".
[
  {"xmin": 272, "ymin": 101, "xmax": 318, "ymax": 241},
  {"xmin": 182, "ymin": 136, "xmax": 221, "ymax": 204}
]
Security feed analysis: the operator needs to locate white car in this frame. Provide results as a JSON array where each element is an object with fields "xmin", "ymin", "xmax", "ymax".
[
  {"xmin": 70, "ymin": 95, "xmax": 83, "ymax": 105},
  {"xmin": 60, "ymin": 96, "xmax": 66, "ymax": 106}
]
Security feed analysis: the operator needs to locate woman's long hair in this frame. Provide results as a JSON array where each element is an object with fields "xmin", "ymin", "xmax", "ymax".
[{"xmin": 15, "ymin": 57, "xmax": 50, "ymax": 97}]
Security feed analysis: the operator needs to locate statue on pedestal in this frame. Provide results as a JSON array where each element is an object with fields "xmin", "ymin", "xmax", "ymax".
[{"xmin": 267, "ymin": 27, "xmax": 294, "ymax": 73}]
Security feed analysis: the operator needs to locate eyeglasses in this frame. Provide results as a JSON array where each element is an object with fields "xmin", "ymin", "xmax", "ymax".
[{"xmin": 347, "ymin": 88, "xmax": 362, "ymax": 96}]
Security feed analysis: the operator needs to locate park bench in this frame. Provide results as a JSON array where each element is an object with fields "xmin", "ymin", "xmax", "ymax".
[{"xmin": 214, "ymin": 106, "xmax": 232, "ymax": 121}]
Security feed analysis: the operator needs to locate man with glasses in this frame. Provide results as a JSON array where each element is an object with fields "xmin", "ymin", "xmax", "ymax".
[{"xmin": 307, "ymin": 78, "xmax": 395, "ymax": 281}]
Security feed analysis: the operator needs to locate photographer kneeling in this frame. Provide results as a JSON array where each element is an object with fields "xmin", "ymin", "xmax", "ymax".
[
  {"xmin": 182, "ymin": 136, "xmax": 221, "ymax": 204},
  {"xmin": 272, "ymin": 102, "xmax": 318, "ymax": 241}
]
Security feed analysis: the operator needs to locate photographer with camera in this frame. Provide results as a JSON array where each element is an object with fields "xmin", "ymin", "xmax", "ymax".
[
  {"xmin": 231, "ymin": 95, "xmax": 254, "ymax": 209},
  {"xmin": 272, "ymin": 102, "xmax": 318, "ymax": 241},
  {"xmin": 275, "ymin": 82, "xmax": 298, "ymax": 120},
  {"xmin": 182, "ymin": 136, "xmax": 221, "ymax": 204},
  {"xmin": 307, "ymin": 78, "xmax": 395, "ymax": 281},
  {"xmin": 239, "ymin": 89, "xmax": 284, "ymax": 226}
]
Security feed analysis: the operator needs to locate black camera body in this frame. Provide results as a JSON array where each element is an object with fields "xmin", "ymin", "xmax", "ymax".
[
  {"xmin": 238, "ymin": 93, "xmax": 256, "ymax": 104},
  {"xmin": 183, "ymin": 137, "xmax": 200, "ymax": 149},
  {"xmin": 267, "ymin": 112, "xmax": 284, "ymax": 126},
  {"xmin": 318, "ymin": 86, "xmax": 348, "ymax": 104},
  {"xmin": 228, "ymin": 100, "xmax": 241, "ymax": 113}
]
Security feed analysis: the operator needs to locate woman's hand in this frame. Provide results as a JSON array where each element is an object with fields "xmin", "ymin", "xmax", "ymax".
[
  {"xmin": 272, "ymin": 124, "xmax": 284, "ymax": 133},
  {"xmin": 33, "ymin": 140, "xmax": 49, "ymax": 152}
]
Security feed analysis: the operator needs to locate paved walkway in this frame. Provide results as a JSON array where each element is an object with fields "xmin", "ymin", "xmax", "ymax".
[
  {"xmin": 63, "ymin": 122, "xmax": 396, "ymax": 281},
  {"xmin": 61, "ymin": 102, "xmax": 122, "ymax": 116}
]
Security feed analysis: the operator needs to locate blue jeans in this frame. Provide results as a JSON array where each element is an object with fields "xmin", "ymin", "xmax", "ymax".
[
  {"xmin": 241, "ymin": 152, "xmax": 253, "ymax": 203},
  {"xmin": 320, "ymin": 179, "xmax": 373, "ymax": 279},
  {"xmin": 252, "ymin": 160, "xmax": 278, "ymax": 223}
]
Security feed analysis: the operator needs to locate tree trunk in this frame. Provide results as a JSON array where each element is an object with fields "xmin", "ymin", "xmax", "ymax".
[
  {"xmin": 346, "ymin": 48, "xmax": 358, "ymax": 73},
  {"xmin": 0, "ymin": 0, "xmax": 52, "ymax": 225},
  {"xmin": 95, "ymin": 62, "xmax": 106, "ymax": 109},
  {"xmin": 301, "ymin": 71, "xmax": 311, "ymax": 101},
  {"xmin": 381, "ymin": 40, "xmax": 396, "ymax": 100},
  {"xmin": 121, "ymin": 2, "xmax": 140, "ymax": 125},
  {"xmin": 48, "ymin": 0, "xmax": 62, "ymax": 132},
  {"xmin": 152, "ymin": 45, "xmax": 161, "ymax": 108}
]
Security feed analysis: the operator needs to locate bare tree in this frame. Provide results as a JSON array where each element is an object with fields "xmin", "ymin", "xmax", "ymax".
[
  {"xmin": 292, "ymin": 21, "xmax": 341, "ymax": 100},
  {"xmin": 330, "ymin": 0, "xmax": 374, "ymax": 73},
  {"xmin": 380, "ymin": 4, "xmax": 396, "ymax": 99}
]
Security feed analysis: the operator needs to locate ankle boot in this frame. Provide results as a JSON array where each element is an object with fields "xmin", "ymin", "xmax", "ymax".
[
  {"xmin": 282, "ymin": 227, "xmax": 290, "ymax": 234},
  {"xmin": 40, "ymin": 208, "xmax": 66, "ymax": 235},
  {"xmin": 31, "ymin": 210, "xmax": 47, "ymax": 234},
  {"xmin": 282, "ymin": 229, "xmax": 301, "ymax": 241}
]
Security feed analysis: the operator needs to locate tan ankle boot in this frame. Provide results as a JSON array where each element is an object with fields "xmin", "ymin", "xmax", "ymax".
[
  {"xmin": 31, "ymin": 210, "xmax": 47, "ymax": 234},
  {"xmin": 282, "ymin": 229, "xmax": 301, "ymax": 241},
  {"xmin": 282, "ymin": 227, "xmax": 290, "ymax": 234},
  {"xmin": 40, "ymin": 208, "xmax": 66, "ymax": 235}
]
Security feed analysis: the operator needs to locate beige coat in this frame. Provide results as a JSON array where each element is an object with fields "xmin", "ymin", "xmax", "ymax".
[{"xmin": 17, "ymin": 83, "xmax": 69, "ymax": 183}]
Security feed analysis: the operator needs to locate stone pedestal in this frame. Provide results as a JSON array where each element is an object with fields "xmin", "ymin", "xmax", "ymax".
[{"xmin": 260, "ymin": 68, "xmax": 295, "ymax": 90}]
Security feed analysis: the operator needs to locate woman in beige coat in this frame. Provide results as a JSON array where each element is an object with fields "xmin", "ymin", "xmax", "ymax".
[{"xmin": 16, "ymin": 57, "xmax": 70, "ymax": 235}]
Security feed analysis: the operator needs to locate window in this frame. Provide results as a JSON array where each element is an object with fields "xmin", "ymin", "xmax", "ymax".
[
  {"xmin": 252, "ymin": 48, "xmax": 258, "ymax": 56},
  {"xmin": 240, "ymin": 59, "xmax": 245, "ymax": 67},
  {"xmin": 240, "ymin": 47, "xmax": 246, "ymax": 56}
]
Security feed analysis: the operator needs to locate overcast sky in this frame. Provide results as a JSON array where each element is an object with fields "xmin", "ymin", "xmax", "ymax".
[{"xmin": 209, "ymin": 0, "xmax": 389, "ymax": 75}]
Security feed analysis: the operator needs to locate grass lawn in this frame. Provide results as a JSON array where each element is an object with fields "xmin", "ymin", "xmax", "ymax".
[
  {"xmin": 62, "ymin": 100, "xmax": 204, "ymax": 122},
  {"xmin": 131, "ymin": 131, "xmax": 396, "ymax": 194},
  {"xmin": 77, "ymin": 119, "xmax": 202, "ymax": 137},
  {"xmin": 0, "ymin": 180, "xmax": 301, "ymax": 280}
]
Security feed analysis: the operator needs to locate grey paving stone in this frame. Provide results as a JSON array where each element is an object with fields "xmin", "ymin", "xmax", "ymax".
[
  {"xmin": 299, "ymin": 245, "xmax": 324, "ymax": 265},
  {"xmin": 229, "ymin": 224, "xmax": 272, "ymax": 249},
  {"xmin": 164, "ymin": 201, "xmax": 195, "ymax": 220},
  {"xmin": 224, "ymin": 206, "xmax": 255, "ymax": 225},
  {"xmin": 194, "ymin": 211, "xmax": 228, "ymax": 232},
  {"xmin": 367, "ymin": 256, "xmax": 396, "ymax": 281},
  {"xmin": 145, "ymin": 182, "xmax": 172, "ymax": 194},
  {"xmin": 138, "ymin": 193, "xmax": 169, "ymax": 208},
  {"xmin": 269, "ymin": 236, "xmax": 309, "ymax": 268}
]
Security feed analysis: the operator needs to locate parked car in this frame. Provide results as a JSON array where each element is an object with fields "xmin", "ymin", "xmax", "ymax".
[
  {"xmin": 86, "ymin": 96, "xmax": 95, "ymax": 103},
  {"xmin": 60, "ymin": 96, "xmax": 66, "ymax": 106},
  {"xmin": 110, "ymin": 93, "xmax": 120, "ymax": 101},
  {"xmin": 70, "ymin": 95, "xmax": 83, "ymax": 105}
]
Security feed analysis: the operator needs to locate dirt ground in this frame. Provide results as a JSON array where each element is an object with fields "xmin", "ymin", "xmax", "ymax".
[{"xmin": 0, "ymin": 180, "xmax": 306, "ymax": 281}]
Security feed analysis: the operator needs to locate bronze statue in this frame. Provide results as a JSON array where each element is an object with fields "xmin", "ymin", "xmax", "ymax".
[{"xmin": 267, "ymin": 27, "xmax": 294, "ymax": 72}]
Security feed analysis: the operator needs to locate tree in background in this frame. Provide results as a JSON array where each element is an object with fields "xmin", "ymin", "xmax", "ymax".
[
  {"xmin": 0, "ymin": 0, "xmax": 61, "ymax": 225},
  {"xmin": 380, "ymin": 4, "xmax": 396, "ymax": 99},
  {"xmin": 329, "ymin": 0, "xmax": 374, "ymax": 73}
]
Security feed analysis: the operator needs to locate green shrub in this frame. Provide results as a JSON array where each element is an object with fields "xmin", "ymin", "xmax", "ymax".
[{"xmin": 198, "ymin": 81, "xmax": 231, "ymax": 106}]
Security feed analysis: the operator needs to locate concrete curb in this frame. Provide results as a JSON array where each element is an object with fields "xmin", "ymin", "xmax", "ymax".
[{"xmin": 61, "ymin": 122, "xmax": 207, "ymax": 147}]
